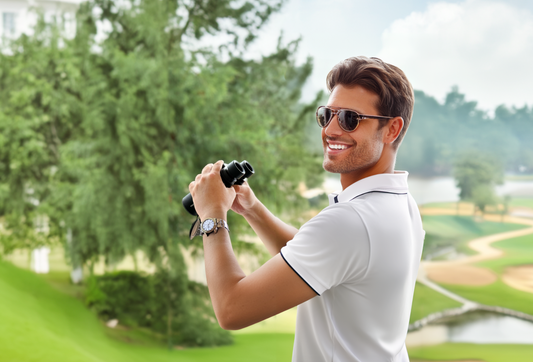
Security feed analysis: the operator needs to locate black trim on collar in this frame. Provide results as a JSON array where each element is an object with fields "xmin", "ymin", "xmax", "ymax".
[
  {"xmin": 350, "ymin": 190, "xmax": 408, "ymax": 201},
  {"xmin": 334, "ymin": 195, "xmax": 339, "ymax": 204},
  {"xmin": 280, "ymin": 251, "xmax": 320, "ymax": 296}
]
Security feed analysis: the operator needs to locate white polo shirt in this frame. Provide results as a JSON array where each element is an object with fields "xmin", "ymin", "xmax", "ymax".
[{"xmin": 280, "ymin": 172, "xmax": 424, "ymax": 362}]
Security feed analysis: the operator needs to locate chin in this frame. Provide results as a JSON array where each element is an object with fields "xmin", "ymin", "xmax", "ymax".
[{"xmin": 323, "ymin": 159, "xmax": 341, "ymax": 174}]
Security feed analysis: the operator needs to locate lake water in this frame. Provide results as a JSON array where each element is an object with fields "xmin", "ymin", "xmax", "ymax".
[
  {"xmin": 449, "ymin": 312, "xmax": 533, "ymax": 344},
  {"xmin": 322, "ymin": 176, "xmax": 533, "ymax": 205},
  {"xmin": 407, "ymin": 312, "xmax": 533, "ymax": 346},
  {"xmin": 411, "ymin": 177, "xmax": 533, "ymax": 204}
]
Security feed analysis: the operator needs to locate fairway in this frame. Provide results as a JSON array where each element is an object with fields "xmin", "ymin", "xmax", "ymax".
[
  {"xmin": 0, "ymin": 261, "xmax": 294, "ymax": 362},
  {"xmin": 408, "ymin": 342, "xmax": 533, "ymax": 362},
  {"xmin": 422, "ymin": 214, "xmax": 526, "ymax": 244},
  {"xmin": 410, "ymin": 282, "xmax": 462, "ymax": 323}
]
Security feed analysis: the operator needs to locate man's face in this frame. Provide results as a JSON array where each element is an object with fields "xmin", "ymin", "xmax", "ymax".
[{"xmin": 322, "ymin": 84, "xmax": 386, "ymax": 176}]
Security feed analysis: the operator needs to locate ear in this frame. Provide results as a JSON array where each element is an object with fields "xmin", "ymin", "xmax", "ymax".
[{"xmin": 383, "ymin": 117, "xmax": 404, "ymax": 144}]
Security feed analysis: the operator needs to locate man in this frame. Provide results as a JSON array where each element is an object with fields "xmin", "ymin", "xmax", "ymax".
[{"xmin": 189, "ymin": 56, "xmax": 425, "ymax": 361}]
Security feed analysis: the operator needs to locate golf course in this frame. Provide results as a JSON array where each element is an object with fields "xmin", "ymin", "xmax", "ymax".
[{"xmin": 1, "ymin": 199, "xmax": 533, "ymax": 361}]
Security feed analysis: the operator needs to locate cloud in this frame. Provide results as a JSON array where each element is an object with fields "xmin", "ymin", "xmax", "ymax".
[{"xmin": 377, "ymin": 0, "xmax": 533, "ymax": 110}]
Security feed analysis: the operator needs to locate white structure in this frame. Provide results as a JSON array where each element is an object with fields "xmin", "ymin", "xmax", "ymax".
[
  {"xmin": 0, "ymin": 0, "xmax": 82, "ymax": 40},
  {"xmin": 31, "ymin": 246, "xmax": 50, "ymax": 273}
]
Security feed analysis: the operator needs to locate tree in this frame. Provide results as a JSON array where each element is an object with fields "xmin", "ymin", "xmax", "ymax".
[
  {"xmin": 397, "ymin": 87, "xmax": 525, "ymax": 176},
  {"xmin": 0, "ymin": 16, "xmax": 84, "ymax": 256},
  {"xmin": 471, "ymin": 184, "xmax": 498, "ymax": 215},
  {"xmin": 453, "ymin": 151, "xmax": 503, "ymax": 214},
  {"xmin": 0, "ymin": 0, "xmax": 323, "ymax": 346}
]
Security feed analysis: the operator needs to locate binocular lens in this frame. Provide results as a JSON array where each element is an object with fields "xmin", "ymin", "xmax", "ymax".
[{"xmin": 221, "ymin": 161, "xmax": 245, "ymax": 187}]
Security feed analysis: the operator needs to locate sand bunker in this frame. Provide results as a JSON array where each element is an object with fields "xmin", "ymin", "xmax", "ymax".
[
  {"xmin": 424, "ymin": 264, "xmax": 497, "ymax": 286},
  {"xmin": 419, "ymin": 213, "xmax": 533, "ymax": 287},
  {"xmin": 502, "ymin": 265, "xmax": 533, "ymax": 294}
]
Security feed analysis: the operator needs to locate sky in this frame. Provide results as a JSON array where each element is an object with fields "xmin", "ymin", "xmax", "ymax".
[{"xmin": 245, "ymin": 0, "xmax": 533, "ymax": 112}]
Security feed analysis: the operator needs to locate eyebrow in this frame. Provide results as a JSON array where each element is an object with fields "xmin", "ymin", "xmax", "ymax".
[{"xmin": 326, "ymin": 105, "xmax": 365, "ymax": 114}]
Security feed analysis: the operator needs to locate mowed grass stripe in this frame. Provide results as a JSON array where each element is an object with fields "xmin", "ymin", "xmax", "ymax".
[
  {"xmin": 0, "ymin": 261, "xmax": 294, "ymax": 362},
  {"xmin": 408, "ymin": 342, "xmax": 533, "ymax": 362}
]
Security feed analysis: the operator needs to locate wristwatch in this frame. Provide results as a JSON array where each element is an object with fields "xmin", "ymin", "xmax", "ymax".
[{"xmin": 200, "ymin": 218, "xmax": 229, "ymax": 237}]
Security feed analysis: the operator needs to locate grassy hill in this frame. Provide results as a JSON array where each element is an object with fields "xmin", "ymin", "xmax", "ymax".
[
  {"xmin": 422, "ymin": 214, "xmax": 526, "ymax": 257},
  {"xmin": 0, "ymin": 261, "xmax": 293, "ymax": 362}
]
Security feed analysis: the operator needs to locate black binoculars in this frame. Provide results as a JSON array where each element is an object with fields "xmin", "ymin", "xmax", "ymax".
[{"xmin": 182, "ymin": 160, "xmax": 255, "ymax": 216}]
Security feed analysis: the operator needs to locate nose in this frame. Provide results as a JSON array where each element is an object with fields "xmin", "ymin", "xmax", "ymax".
[{"xmin": 324, "ymin": 114, "xmax": 344, "ymax": 137}]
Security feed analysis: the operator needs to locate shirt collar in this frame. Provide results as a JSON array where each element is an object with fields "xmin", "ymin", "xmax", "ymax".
[{"xmin": 328, "ymin": 171, "xmax": 410, "ymax": 205}]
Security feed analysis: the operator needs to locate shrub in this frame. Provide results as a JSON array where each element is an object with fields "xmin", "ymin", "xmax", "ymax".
[
  {"xmin": 86, "ymin": 271, "xmax": 154, "ymax": 327},
  {"xmin": 85, "ymin": 270, "xmax": 232, "ymax": 347}
]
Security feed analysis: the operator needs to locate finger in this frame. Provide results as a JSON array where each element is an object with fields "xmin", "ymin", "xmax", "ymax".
[
  {"xmin": 195, "ymin": 174, "xmax": 202, "ymax": 182},
  {"xmin": 188, "ymin": 181, "xmax": 195, "ymax": 192},
  {"xmin": 212, "ymin": 160, "xmax": 225, "ymax": 173},
  {"xmin": 233, "ymin": 180, "xmax": 248, "ymax": 191},
  {"xmin": 201, "ymin": 163, "xmax": 214, "ymax": 174}
]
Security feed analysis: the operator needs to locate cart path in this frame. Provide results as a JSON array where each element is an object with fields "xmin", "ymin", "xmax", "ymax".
[{"xmin": 418, "ymin": 209, "xmax": 533, "ymax": 293}]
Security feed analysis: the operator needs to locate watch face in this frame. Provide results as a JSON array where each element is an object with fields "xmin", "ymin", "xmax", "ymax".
[{"xmin": 202, "ymin": 219, "xmax": 215, "ymax": 232}]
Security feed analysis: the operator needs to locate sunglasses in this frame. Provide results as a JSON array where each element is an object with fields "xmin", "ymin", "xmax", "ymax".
[{"xmin": 316, "ymin": 106, "xmax": 393, "ymax": 133}]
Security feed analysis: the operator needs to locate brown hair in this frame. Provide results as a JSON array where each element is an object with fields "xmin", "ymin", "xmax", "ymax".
[{"xmin": 326, "ymin": 56, "xmax": 414, "ymax": 148}]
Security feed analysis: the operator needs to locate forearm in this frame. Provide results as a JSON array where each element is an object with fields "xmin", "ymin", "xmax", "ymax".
[
  {"xmin": 241, "ymin": 200, "xmax": 298, "ymax": 256},
  {"xmin": 201, "ymin": 216, "xmax": 274, "ymax": 330},
  {"xmin": 202, "ymin": 220, "xmax": 314, "ymax": 331},
  {"xmin": 202, "ymin": 224, "xmax": 246, "ymax": 329}
]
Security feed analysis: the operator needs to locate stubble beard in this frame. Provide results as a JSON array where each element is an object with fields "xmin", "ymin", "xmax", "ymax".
[{"xmin": 322, "ymin": 132, "xmax": 383, "ymax": 174}]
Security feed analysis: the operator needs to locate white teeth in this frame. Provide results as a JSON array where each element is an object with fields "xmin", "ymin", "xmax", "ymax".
[{"xmin": 329, "ymin": 144, "xmax": 348, "ymax": 150}]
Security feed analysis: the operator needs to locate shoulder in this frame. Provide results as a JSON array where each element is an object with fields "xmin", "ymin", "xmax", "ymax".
[
  {"xmin": 288, "ymin": 201, "xmax": 370, "ymax": 254},
  {"xmin": 281, "ymin": 202, "xmax": 372, "ymax": 292},
  {"xmin": 301, "ymin": 201, "xmax": 367, "ymax": 236}
]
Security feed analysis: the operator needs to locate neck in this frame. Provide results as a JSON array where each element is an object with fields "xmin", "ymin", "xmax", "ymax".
[{"xmin": 339, "ymin": 147, "xmax": 396, "ymax": 190}]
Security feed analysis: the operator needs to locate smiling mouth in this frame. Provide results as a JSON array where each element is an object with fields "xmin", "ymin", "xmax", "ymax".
[
  {"xmin": 327, "ymin": 141, "xmax": 351, "ymax": 151},
  {"xmin": 329, "ymin": 143, "xmax": 348, "ymax": 150}
]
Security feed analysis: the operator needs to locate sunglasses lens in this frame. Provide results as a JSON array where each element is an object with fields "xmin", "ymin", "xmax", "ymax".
[
  {"xmin": 316, "ymin": 107, "xmax": 332, "ymax": 128},
  {"xmin": 338, "ymin": 110, "xmax": 360, "ymax": 132}
]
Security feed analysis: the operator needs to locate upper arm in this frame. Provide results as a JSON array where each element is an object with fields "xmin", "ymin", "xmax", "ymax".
[
  {"xmin": 218, "ymin": 253, "xmax": 317, "ymax": 330},
  {"xmin": 215, "ymin": 204, "xmax": 369, "ymax": 330}
]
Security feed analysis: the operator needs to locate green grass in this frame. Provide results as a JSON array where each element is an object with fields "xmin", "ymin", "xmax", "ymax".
[
  {"xmin": 409, "ymin": 343, "xmax": 533, "ymax": 362},
  {"xmin": 443, "ymin": 281, "xmax": 533, "ymax": 316},
  {"xmin": 510, "ymin": 197, "xmax": 533, "ymax": 210},
  {"xmin": 422, "ymin": 215, "xmax": 527, "ymax": 256},
  {"xmin": 0, "ymin": 261, "xmax": 294, "ymax": 362},
  {"xmin": 423, "ymin": 215, "xmax": 526, "ymax": 242},
  {"xmin": 410, "ymin": 282, "xmax": 462, "ymax": 323},
  {"xmin": 479, "ymin": 233, "xmax": 533, "ymax": 274}
]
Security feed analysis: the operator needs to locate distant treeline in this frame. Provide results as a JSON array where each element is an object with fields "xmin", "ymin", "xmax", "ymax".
[{"xmin": 396, "ymin": 87, "xmax": 533, "ymax": 176}]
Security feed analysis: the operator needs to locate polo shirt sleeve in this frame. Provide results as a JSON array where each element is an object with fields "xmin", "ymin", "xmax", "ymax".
[{"xmin": 280, "ymin": 203, "xmax": 371, "ymax": 295}]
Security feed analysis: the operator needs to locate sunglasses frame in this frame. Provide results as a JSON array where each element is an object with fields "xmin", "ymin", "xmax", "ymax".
[{"xmin": 316, "ymin": 106, "xmax": 393, "ymax": 133}]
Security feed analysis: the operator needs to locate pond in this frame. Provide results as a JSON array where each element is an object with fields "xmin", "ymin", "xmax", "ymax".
[
  {"xmin": 409, "ymin": 177, "xmax": 533, "ymax": 205},
  {"xmin": 448, "ymin": 311, "xmax": 533, "ymax": 344},
  {"xmin": 322, "ymin": 176, "xmax": 533, "ymax": 205},
  {"xmin": 406, "ymin": 311, "xmax": 533, "ymax": 346}
]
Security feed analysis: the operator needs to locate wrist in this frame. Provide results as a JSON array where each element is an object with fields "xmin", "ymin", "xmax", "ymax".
[
  {"xmin": 199, "ymin": 208, "xmax": 227, "ymax": 221},
  {"xmin": 240, "ymin": 199, "xmax": 264, "ymax": 221}
]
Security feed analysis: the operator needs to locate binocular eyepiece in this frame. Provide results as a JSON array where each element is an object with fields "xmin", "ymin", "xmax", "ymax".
[{"xmin": 182, "ymin": 160, "xmax": 254, "ymax": 216}]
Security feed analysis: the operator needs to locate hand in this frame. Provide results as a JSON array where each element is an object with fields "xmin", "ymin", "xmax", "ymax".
[
  {"xmin": 189, "ymin": 160, "xmax": 236, "ymax": 220},
  {"xmin": 231, "ymin": 181, "xmax": 257, "ymax": 216}
]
